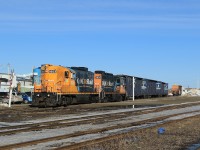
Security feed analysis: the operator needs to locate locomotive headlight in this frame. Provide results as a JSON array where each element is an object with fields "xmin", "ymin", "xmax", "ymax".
[
  {"xmin": 37, "ymin": 94, "xmax": 40, "ymax": 97},
  {"xmin": 47, "ymin": 94, "xmax": 50, "ymax": 97}
]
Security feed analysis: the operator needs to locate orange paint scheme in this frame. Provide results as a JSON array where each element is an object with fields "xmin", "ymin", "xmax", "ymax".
[
  {"xmin": 116, "ymin": 85, "xmax": 126, "ymax": 94},
  {"xmin": 41, "ymin": 64, "xmax": 78, "ymax": 93},
  {"xmin": 171, "ymin": 84, "xmax": 182, "ymax": 95},
  {"xmin": 34, "ymin": 84, "xmax": 41, "ymax": 92},
  {"xmin": 94, "ymin": 73, "xmax": 102, "ymax": 92},
  {"xmin": 115, "ymin": 77, "xmax": 126, "ymax": 94}
]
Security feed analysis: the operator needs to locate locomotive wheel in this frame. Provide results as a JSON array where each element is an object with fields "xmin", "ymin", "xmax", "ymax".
[
  {"xmin": 62, "ymin": 97, "xmax": 67, "ymax": 107},
  {"xmin": 118, "ymin": 95, "xmax": 122, "ymax": 102},
  {"xmin": 103, "ymin": 97, "xmax": 108, "ymax": 103}
]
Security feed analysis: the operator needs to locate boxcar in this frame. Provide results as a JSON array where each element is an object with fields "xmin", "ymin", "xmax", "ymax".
[{"xmin": 115, "ymin": 75, "xmax": 168, "ymax": 99}]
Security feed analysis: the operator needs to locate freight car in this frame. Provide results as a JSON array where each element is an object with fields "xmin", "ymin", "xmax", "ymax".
[
  {"xmin": 114, "ymin": 75, "xmax": 168, "ymax": 99},
  {"xmin": 32, "ymin": 64, "xmax": 124, "ymax": 107},
  {"xmin": 171, "ymin": 85, "xmax": 182, "ymax": 96}
]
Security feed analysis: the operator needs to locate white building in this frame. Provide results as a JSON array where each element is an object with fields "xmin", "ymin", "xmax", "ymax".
[
  {"xmin": 0, "ymin": 73, "xmax": 33, "ymax": 94},
  {"xmin": 0, "ymin": 73, "xmax": 12, "ymax": 93}
]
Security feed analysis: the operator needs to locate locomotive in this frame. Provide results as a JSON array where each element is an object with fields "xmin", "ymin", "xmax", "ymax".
[
  {"xmin": 32, "ymin": 64, "xmax": 168, "ymax": 107},
  {"xmin": 32, "ymin": 64, "xmax": 125, "ymax": 107}
]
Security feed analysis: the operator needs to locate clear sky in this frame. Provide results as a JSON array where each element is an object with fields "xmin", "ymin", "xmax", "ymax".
[{"xmin": 0, "ymin": 0, "xmax": 200, "ymax": 88}]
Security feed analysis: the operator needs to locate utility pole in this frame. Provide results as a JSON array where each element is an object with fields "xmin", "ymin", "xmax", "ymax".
[
  {"xmin": 133, "ymin": 77, "xmax": 135, "ymax": 101},
  {"xmin": 132, "ymin": 77, "xmax": 135, "ymax": 108},
  {"xmin": 9, "ymin": 72, "xmax": 13, "ymax": 107},
  {"xmin": 9, "ymin": 70, "xmax": 16, "ymax": 108}
]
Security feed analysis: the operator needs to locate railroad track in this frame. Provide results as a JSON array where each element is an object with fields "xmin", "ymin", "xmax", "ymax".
[
  {"xmin": 0, "ymin": 102, "xmax": 200, "ymax": 136},
  {"xmin": 55, "ymin": 114, "xmax": 200, "ymax": 150},
  {"xmin": 0, "ymin": 110, "xmax": 200, "ymax": 150},
  {"xmin": 0, "ymin": 102, "xmax": 199, "ymax": 149}
]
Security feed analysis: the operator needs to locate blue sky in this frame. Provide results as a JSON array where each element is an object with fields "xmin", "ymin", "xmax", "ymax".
[{"xmin": 0, "ymin": 0, "xmax": 200, "ymax": 88}]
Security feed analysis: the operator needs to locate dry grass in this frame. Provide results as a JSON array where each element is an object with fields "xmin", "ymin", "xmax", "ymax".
[{"xmin": 80, "ymin": 115, "xmax": 200, "ymax": 150}]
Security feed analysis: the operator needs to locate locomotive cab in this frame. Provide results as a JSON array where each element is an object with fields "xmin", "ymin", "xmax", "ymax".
[{"xmin": 32, "ymin": 64, "xmax": 78, "ymax": 107}]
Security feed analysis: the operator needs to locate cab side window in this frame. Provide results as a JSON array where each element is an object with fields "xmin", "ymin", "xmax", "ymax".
[{"xmin": 65, "ymin": 71, "xmax": 69, "ymax": 78}]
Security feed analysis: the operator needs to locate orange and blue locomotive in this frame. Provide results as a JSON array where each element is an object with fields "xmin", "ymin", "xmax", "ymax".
[{"xmin": 32, "ymin": 64, "xmax": 124, "ymax": 107}]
